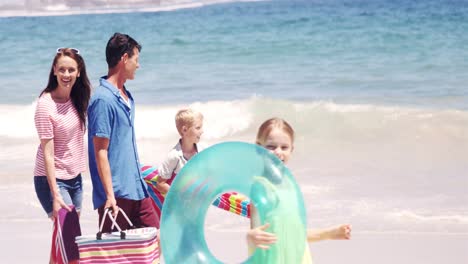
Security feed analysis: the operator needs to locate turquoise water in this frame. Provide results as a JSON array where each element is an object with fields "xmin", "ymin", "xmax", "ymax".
[
  {"xmin": 0, "ymin": 0, "xmax": 467, "ymax": 240},
  {"xmin": 1, "ymin": 0, "xmax": 467, "ymax": 108}
]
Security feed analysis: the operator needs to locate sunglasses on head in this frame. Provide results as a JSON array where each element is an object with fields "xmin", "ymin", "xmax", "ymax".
[{"xmin": 56, "ymin": 47, "xmax": 80, "ymax": 54}]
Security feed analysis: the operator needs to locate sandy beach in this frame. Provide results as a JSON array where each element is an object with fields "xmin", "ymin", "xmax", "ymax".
[{"xmin": 1, "ymin": 171, "xmax": 467, "ymax": 264}]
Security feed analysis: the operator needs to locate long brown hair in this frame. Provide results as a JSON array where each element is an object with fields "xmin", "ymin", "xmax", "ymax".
[{"xmin": 40, "ymin": 48, "xmax": 91, "ymax": 128}]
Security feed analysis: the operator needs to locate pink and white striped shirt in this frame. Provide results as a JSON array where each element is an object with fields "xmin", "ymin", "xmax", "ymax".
[{"xmin": 34, "ymin": 93, "xmax": 86, "ymax": 180}]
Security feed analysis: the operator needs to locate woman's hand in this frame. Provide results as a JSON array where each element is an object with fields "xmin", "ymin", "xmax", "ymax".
[
  {"xmin": 246, "ymin": 223, "xmax": 278, "ymax": 250},
  {"xmin": 52, "ymin": 195, "xmax": 71, "ymax": 220}
]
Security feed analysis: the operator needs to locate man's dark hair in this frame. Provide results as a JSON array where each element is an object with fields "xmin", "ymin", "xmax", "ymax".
[{"xmin": 105, "ymin": 33, "xmax": 142, "ymax": 68}]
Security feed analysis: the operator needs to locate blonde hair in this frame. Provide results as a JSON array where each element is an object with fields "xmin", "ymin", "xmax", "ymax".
[
  {"xmin": 256, "ymin": 117, "xmax": 295, "ymax": 146},
  {"xmin": 175, "ymin": 109, "xmax": 203, "ymax": 135}
]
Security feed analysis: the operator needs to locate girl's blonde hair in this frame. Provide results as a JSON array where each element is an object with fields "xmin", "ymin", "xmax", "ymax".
[
  {"xmin": 175, "ymin": 109, "xmax": 203, "ymax": 135},
  {"xmin": 256, "ymin": 117, "xmax": 295, "ymax": 146}
]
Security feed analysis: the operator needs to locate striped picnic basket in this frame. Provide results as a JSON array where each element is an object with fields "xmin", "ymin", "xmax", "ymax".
[{"xmin": 75, "ymin": 208, "xmax": 159, "ymax": 263}]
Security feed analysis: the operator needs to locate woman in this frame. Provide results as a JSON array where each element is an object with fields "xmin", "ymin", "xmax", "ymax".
[{"xmin": 34, "ymin": 48, "xmax": 91, "ymax": 263}]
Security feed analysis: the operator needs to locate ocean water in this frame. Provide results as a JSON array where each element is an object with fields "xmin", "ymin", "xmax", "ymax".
[{"xmin": 0, "ymin": 0, "xmax": 467, "ymax": 262}]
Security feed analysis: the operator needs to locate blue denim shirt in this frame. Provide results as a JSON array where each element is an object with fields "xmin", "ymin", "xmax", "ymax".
[{"xmin": 88, "ymin": 77, "xmax": 148, "ymax": 209}]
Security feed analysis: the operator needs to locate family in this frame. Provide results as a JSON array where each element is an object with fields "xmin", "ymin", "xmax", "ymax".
[{"xmin": 33, "ymin": 32, "xmax": 351, "ymax": 263}]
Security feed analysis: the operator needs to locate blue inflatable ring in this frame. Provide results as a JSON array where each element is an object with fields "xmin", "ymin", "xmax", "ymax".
[{"xmin": 160, "ymin": 142, "xmax": 307, "ymax": 263}]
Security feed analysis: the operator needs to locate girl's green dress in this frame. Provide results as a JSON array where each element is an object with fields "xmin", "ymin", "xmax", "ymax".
[{"xmin": 249, "ymin": 176, "xmax": 313, "ymax": 264}]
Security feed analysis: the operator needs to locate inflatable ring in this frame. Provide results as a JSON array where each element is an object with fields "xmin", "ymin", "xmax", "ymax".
[{"xmin": 160, "ymin": 142, "xmax": 307, "ymax": 263}]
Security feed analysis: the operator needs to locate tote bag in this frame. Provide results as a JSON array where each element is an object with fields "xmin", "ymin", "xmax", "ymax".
[
  {"xmin": 76, "ymin": 208, "xmax": 160, "ymax": 264},
  {"xmin": 51, "ymin": 206, "xmax": 81, "ymax": 264}
]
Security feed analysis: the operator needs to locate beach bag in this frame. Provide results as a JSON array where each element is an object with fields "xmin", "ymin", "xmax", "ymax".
[
  {"xmin": 75, "ymin": 208, "xmax": 160, "ymax": 264},
  {"xmin": 51, "ymin": 206, "xmax": 81, "ymax": 264}
]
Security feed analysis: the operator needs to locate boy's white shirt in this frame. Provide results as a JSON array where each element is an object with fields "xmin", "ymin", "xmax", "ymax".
[{"xmin": 158, "ymin": 140, "xmax": 206, "ymax": 179}]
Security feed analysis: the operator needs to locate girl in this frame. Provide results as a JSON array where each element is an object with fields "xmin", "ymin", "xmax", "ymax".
[
  {"xmin": 247, "ymin": 117, "xmax": 351, "ymax": 262},
  {"xmin": 34, "ymin": 48, "xmax": 91, "ymax": 263}
]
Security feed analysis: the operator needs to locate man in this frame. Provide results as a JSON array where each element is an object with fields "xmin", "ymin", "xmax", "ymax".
[{"xmin": 88, "ymin": 33, "xmax": 158, "ymax": 231}]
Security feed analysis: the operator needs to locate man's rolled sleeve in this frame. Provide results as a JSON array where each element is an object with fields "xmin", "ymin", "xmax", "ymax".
[{"xmin": 88, "ymin": 99, "xmax": 112, "ymax": 139}]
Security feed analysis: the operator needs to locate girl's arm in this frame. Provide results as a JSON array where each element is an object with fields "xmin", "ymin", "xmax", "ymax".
[
  {"xmin": 41, "ymin": 138, "xmax": 71, "ymax": 220},
  {"xmin": 246, "ymin": 205, "xmax": 277, "ymax": 251},
  {"xmin": 307, "ymin": 224, "xmax": 352, "ymax": 243},
  {"xmin": 247, "ymin": 223, "xmax": 277, "ymax": 250}
]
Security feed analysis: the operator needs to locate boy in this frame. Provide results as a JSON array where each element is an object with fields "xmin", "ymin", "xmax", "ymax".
[{"xmin": 156, "ymin": 109, "xmax": 204, "ymax": 195}]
